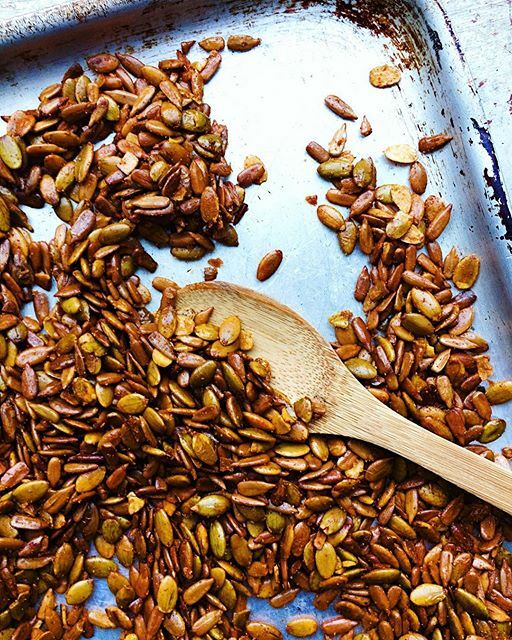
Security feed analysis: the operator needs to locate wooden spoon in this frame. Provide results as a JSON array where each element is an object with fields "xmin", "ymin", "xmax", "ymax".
[{"xmin": 177, "ymin": 280, "xmax": 512, "ymax": 515}]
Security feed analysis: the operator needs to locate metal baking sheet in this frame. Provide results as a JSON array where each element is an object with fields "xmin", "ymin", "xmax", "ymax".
[{"xmin": 1, "ymin": 0, "xmax": 511, "ymax": 636}]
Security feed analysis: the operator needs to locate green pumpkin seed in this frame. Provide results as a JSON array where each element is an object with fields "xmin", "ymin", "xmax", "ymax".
[
  {"xmin": 0, "ymin": 135, "xmax": 23, "ymax": 169},
  {"xmin": 117, "ymin": 393, "xmax": 148, "ymax": 414},
  {"xmin": 190, "ymin": 360, "xmax": 217, "ymax": 388},
  {"xmin": 154, "ymin": 509, "xmax": 174, "ymax": 546},
  {"xmin": 12, "ymin": 480, "xmax": 49, "ymax": 503},
  {"xmin": 157, "ymin": 575, "xmax": 178, "ymax": 613},
  {"xmin": 85, "ymin": 556, "xmax": 117, "ymax": 578},
  {"xmin": 454, "ymin": 588, "xmax": 489, "ymax": 619},
  {"xmin": 193, "ymin": 494, "xmax": 230, "ymax": 517},
  {"xmin": 345, "ymin": 357, "xmax": 377, "ymax": 380},
  {"xmin": 315, "ymin": 542, "xmax": 337, "ymax": 579},
  {"xmin": 317, "ymin": 157, "xmax": 353, "ymax": 180},
  {"xmin": 76, "ymin": 467, "xmax": 106, "ymax": 492},
  {"xmin": 182, "ymin": 109, "xmax": 210, "ymax": 133},
  {"xmin": 66, "ymin": 579, "xmax": 94, "ymax": 605}
]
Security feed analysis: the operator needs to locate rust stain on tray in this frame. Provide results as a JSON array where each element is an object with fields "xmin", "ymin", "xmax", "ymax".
[{"xmin": 281, "ymin": 0, "xmax": 437, "ymax": 69}]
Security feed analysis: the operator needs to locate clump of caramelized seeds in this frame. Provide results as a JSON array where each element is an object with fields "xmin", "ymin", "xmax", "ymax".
[
  {"xmin": 308, "ymin": 99, "xmax": 512, "ymax": 456},
  {"xmin": 0, "ymin": 48, "xmax": 511, "ymax": 640},
  {"xmin": 0, "ymin": 44, "xmax": 262, "ymax": 263}
]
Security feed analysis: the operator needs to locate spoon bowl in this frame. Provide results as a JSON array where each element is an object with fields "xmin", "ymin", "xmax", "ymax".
[{"xmin": 178, "ymin": 280, "xmax": 512, "ymax": 515}]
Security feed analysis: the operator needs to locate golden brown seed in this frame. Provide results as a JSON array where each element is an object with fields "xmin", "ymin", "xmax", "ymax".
[
  {"xmin": 219, "ymin": 315, "xmax": 241, "ymax": 345},
  {"xmin": 369, "ymin": 64, "xmax": 401, "ymax": 87},
  {"xmin": 386, "ymin": 211, "xmax": 413, "ymax": 239},
  {"xmin": 183, "ymin": 578, "xmax": 214, "ymax": 605},
  {"xmin": 227, "ymin": 35, "xmax": 261, "ymax": 51},
  {"xmin": 246, "ymin": 621, "xmax": 283, "ymax": 640},
  {"xmin": 338, "ymin": 221, "xmax": 358, "ymax": 254},
  {"xmin": 256, "ymin": 249, "xmax": 283, "ymax": 281},
  {"xmin": 409, "ymin": 161, "xmax": 428, "ymax": 194},
  {"xmin": 328, "ymin": 124, "xmax": 347, "ymax": 156},
  {"xmin": 345, "ymin": 357, "xmax": 378, "ymax": 380},
  {"xmin": 88, "ymin": 610, "xmax": 117, "ymax": 629},
  {"xmin": 0, "ymin": 135, "xmax": 23, "ymax": 169},
  {"xmin": 286, "ymin": 617, "xmax": 318, "ymax": 637},
  {"xmin": 410, "ymin": 288, "xmax": 442, "ymax": 320},
  {"xmin": 76, "ymin": 467, "xmax": 106, "ymax": 493},
  {"xmin": 117, "ymin": 393, "xmax": 148, "ymax": 414},
  {"xmin": 486, "ymin": 381, "xmax": 512, "ymax": 404},
  {"xmin": 317, "ymin": 204, "xmax": 346, "ymax": 231},
  {"xmin": 418, "ymin": 133, "xmax": 453, "ymax": 153},
  {"xmin": 321, "ymin": 618, "xmax": 358, "ymax": 635},
  {"xmin": 315, "ymin": 542, "xmax": 337, "ymax": 578},
  {"xmin": 192, "ymin": 609, "xmax": 223, "ymax": 635},
  {"xmin": 199, "ymin": 36, "xmax": 225, "ymax": 51},
  {"xmin": 453, "ymin": 254, "xmax": 480, "ymax": 290},
  {"xmin": 12, "ymin": 480, "xmax": 49, "ymax": 503},
  {"xmin": 193, "ymin": 494, "xmax": 230, "ymax": 517}
]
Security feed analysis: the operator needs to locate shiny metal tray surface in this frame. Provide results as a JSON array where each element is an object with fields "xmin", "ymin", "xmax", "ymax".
[{"xmin": 1, "ymin": 0, "xmax": 511, "ymax": 635}]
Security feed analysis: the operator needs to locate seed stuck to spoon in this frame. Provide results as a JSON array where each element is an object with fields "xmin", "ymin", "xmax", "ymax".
[{"xmin": 178, "ymin": 280, "xmax": 512, "ymax": 515}]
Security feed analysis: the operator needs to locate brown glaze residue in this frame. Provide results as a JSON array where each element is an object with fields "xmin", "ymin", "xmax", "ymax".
[
  {"xmin": 284, "ymin": 0, "xmax": 435, "ymax": 69},
  {"xmin": 337, "ymin": 0, "xmax": 436, "ymax": 69}
]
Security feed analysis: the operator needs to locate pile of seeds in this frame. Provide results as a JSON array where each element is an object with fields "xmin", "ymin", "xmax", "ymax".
[
  {"xmin": 0, "ymin": 50, "xmax": 512, "ymax": 640},
  {"xmin": 0, "ymin": 44, "xmax": 261, "ymax": 263},
  {"xmin": 308, "ymin": 103, "xmax": 512, "ymax": 457}
]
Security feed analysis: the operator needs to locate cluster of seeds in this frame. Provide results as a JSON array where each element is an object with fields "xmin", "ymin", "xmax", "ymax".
[
  {"xmin": 0, "ymin": 41, "xmax": 265, "ymax": 263},
  {"xmin": 0, "ymin": 47, "xmax": 511, "ymax": 640},
  {"xmin": 308, "ymin": 97, "xmax": 512, "ymax": 457}
]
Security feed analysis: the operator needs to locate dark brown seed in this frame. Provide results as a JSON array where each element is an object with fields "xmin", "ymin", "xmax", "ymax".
[
  {"xmin": 306, "ymin": 141, "xmax": 330, "ymax": 163},
  {"xmin": 237, "ymin": 163, "xmax": 265, "ymax": 187}
]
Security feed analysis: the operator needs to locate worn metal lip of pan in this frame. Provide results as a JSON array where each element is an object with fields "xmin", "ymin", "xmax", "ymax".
[{"xmin": 1, "ymin": 0, "xmax": 511, "ymax": 631}]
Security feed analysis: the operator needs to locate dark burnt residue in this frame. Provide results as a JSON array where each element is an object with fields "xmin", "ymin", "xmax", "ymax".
[
  {"xmin": 278, "ymin": 0, "xmax": 438, "ymax": 69},
  {"xmin": 425, "ymin": 23, "xmax": 443, "ymax": 68},
  {"xmin": 331, "ymin": 0, "xmax": 431, "ymax": 69},
  {"xmin": 471, "ymin": 118, "xmax": 512, "ymax": 242}
]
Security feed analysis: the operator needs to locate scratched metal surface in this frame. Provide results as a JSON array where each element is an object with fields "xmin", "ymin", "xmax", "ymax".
[{"xmin": 1, "ymin": 0, "xmax": 512, "ymax": 636}]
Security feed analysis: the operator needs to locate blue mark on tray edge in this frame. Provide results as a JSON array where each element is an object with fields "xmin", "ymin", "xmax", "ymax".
[{"xmin": 471, "ymin": 118, "xmax": 512, "ymax": 243}]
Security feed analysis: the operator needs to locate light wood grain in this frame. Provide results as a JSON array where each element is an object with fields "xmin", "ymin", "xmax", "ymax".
[{"xmin": 178, "ymin": 281, "xmax": 512, "ymax": 515}]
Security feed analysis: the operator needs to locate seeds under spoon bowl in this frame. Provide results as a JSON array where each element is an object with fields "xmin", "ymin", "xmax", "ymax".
[{"xmin": 178, "ymin": 280, "xmax": 512, "ymax": 515}]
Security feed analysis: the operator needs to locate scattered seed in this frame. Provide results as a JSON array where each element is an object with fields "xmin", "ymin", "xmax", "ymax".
[
  {"xmin": 360, "ymin": 115, "xmax": 372, "ymax": 137},
  {"xmin": 227, "ymin": 35, "xmax": 261, "ymax": 52},
  {"xmin": 369, "ymin": 64, "xmax": 401, "ymax": 88},
  {"xmin": 418, "ymin": 133, "xmax": 453, "ymax": 153},
  {"xmin": 199, "ymin": 36, "xmax": 225, "ymax": 51},
  {"xmin": 453, "ymin": 254, "xmax": 480, "ymax": 290},
  {"xmin": 325, "ymin": 94, "xmax": 357, "ymax": 120},
  {"xmin": 256, "ymin": 249, "xmax": 283, "ymax": 281},
  {"xmin": 384, "ymin": 143, "xmax": 418, "ymax": 164},
  {"xmin": 317, "ymin": 204, "xmax": 346, "ymax": 231},
  {"xmin": 286, "ymin": 617, "xmax": 318, "ymax": 637}
]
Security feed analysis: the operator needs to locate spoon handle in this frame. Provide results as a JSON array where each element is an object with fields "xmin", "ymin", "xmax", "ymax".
[{"xmin": 325, "ymin": 393, "xmax": 512, "ymax": 515}]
